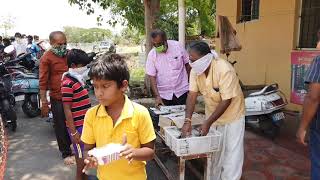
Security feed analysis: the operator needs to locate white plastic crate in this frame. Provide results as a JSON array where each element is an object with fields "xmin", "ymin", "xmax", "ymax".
[
  {"xmin": 150, "ymin": 105, "xmax": 185, "ymax": 115},
  {"xmin": 163, "ymin": 126, "xmax": 222, "ymax": 156}
]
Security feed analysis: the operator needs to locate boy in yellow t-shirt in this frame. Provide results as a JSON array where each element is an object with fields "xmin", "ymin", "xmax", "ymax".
[{"xmin": 81, "ymin": 54, "xmax": 156, "ymax": 180}]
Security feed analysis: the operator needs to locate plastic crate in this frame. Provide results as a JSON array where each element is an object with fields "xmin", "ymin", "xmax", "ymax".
[{"xmin": 163, "ymin": 126, "xmax": 222, "ymax": 156}]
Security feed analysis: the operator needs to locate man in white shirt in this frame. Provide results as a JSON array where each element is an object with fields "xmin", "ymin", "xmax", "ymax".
[{"xmin": 12, "ymin": 32, "xmax": 27, "ymax": 57}]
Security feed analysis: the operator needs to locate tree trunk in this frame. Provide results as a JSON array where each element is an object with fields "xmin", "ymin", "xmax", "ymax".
[
  {"xmin": 144, "ymin": 0, "xmax": 160, "ymax": 54},
  {"xmin": 143, "ymin": 0, "xmax": 160, "ymax": 97},
  {"xmin": 178, "ymin": 0, "xmax": 186, "ymax": 46}
]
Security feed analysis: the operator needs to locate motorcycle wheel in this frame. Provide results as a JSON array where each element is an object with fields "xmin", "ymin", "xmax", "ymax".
[
  {"xmin": 22, "ymin": 97, "xmax": 40, "ymax": 118},
  {"xmin": 10, "ymin": 120, "xmax": 17, "ymax": 131},
  {"xmin": 9, "ymin": 94, "xmax": 16, "ymax": 106},
  {"xmin": 259, "ymin": 116, "xmax": 281, "ymax": 140}
]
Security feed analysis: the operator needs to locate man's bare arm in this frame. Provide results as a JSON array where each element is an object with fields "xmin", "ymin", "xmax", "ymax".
[
  {"xmin": 206, "ymin": 99, "xmax": 232, "ymax": 125},
  {"xmin": 149, "ymin": 75, "xmax": 160, "ymax": 97},
  {"xmin": 299, "ymin": 83, "xmax": 320, "ymax": 130}
]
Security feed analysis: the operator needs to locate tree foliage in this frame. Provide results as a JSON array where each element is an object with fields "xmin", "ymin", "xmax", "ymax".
[
  {"xmin": 121, "ymin": 27, "xmax": 144, "ymax": 45},
  {"xmin": 63, "ymin": 26, "xmax": 112, "ymax": 43},
  {"xmin": 0, "ymin": 15, "xmax": 15, "ymax": 37},
  {"xmin": 68, "ymin": 0, "xmax": 216, "ymax": 39}
]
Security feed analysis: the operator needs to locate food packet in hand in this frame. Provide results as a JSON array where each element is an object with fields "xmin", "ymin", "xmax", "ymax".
[{"xmin": 88, "ymin": 143, "xmax": 125, "ymax": 165}]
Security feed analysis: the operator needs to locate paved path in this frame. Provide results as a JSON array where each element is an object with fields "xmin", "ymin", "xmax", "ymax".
[
  {"xmin": 4, "ymin": 104, "xmax": 75, "ymax": 180},
  {"xmin": 3, "ymin": 100, "xmax": 166, "ymax": 180}
]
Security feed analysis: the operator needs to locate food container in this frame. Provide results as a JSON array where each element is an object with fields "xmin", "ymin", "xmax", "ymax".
[
  {"xmin": 88, "ymin": 143, "xmax": 125, "ymax": 165},
  {"xmin": 164, "ymin": 126, "xmax": 222, "ymax": 156}
]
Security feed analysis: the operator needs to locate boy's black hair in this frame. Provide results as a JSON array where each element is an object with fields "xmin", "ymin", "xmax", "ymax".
[
  {"xmin": 3, "ymin": 38, "xmax": 11, "ymax": 47},
  {"xmin": 66, "ymin": 49, "xmax": 91, "ymax": 68},
  {"xmin": 189, "ymin": 41, "xmax": 211, "ymax": 56},
  {"xmin": 9, "ymin": 37, "xmax": 15, "ymax": 42},
  {"xmin": 89, "ymin": 53, "xmax": 130, "ymax": 88},
  {"xmin": 14, "ymin": 32, "xmax": 21, "ymax": 38},
  {"xmin": 27, "ymin": 35, "xmax": 33, "ymax": 41}
]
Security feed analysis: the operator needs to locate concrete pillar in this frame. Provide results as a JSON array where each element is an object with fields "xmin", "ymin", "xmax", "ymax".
[{"xmin": 178, "ymin": 0, "xmax": 186, "ymax": 45}]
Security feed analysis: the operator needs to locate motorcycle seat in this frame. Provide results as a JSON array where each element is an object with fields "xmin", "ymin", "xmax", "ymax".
[
  {"xmin": 248, "ymin": 84, "xmax": 279, "ymax": 97},
  {"xmin": 16, "ymin": 73, "xmax": 37, "ymax": 79}
]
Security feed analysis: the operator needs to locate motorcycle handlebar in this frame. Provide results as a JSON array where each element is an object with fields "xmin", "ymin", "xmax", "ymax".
[{"xmin": 3, "ymin": 53, "xmax": 32, "ymax": 66}]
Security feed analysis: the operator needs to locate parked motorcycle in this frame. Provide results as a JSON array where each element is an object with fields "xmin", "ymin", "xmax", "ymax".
[
  {"xmin": 0, "ymin": 46, "xmax": 26, "ymax": 131},
  {"xmin": 3, "ymin": 47, "xmax": 40, "ymax": 118},
  {"xmin": 231, "ymin": 61, "xmax": 288, "ymax": 139},
  {"xmin": 244, "ymin": 84, "xmax": 288, "ymax": 139},
  {"xmin": 11, "ymin": 51, "xmax": 96, "ymax": 118},
  {"xmin": 6, "ymin": 52, "xmax": 38, "ymax": 76},
  {"xmin": 11, "ymin": 71, "xmax": 40, "ymax": 118}
]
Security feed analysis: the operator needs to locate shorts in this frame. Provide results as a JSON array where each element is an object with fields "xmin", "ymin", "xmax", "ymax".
[{"xmin": 67, "ymin": 126, "xmax": 85, "ymax": 159}]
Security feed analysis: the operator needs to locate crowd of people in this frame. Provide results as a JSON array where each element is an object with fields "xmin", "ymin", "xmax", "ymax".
[
  {"xmin": 0, "ymin": 32, "xmax": 46, "ymax": 61},
  {"xmin": 0, "ymin": 28, "xmax": 318, "ymax": 180}
]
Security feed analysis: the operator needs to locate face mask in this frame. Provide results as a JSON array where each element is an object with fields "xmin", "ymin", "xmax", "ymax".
[
  {"xmin": 51, "ymin": 45, "xmax": 67, "ymax": 57},
  {"xmin": 155, "ymin": 45, "xmax": 166, "ymax": 53},
  {"xmin": 189, "ymin": 53, "xmax": 213, "ymax": 75},
  {"xmin": 69, "ymin": 66, "xmax": 88, "ymax": 75},
  {"xmin": 67, "ymin": 66, "xmax": 89, "ymax": 85},
  {"xmin": 15, "ymin": 38, "xmax": 23, "ymax": 44}
]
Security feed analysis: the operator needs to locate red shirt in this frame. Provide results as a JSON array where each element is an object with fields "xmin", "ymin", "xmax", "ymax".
[
  {"xmin": 61, "ymin": 74, "xmax": 91, "ymax": 127},
  {"xmin": 39, "ymin": 51, "xmax": 68, "ymax": 100}
]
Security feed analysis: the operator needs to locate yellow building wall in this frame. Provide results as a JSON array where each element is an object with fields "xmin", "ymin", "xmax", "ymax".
[{"xmin": 216, "ymin": 0, "xmax": 301, "ymax": 111}]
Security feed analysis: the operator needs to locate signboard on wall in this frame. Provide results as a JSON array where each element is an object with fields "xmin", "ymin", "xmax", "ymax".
[{"xmin": 291, "ymin": 50, "xmax": 320, "ymax": 105}]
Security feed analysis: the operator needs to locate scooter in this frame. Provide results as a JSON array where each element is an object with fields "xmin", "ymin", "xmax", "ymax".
[
  {"xmin": 4, "ymin": 46, "xmax": 40, "ymax": 118},
  {"xmin": 11, "ymin": 71, "xmax": 40, "ymax": 118},
  {"xmin": 6, "ymin": 52, "xmax": 38, "ymax": 76},
  {"xmin": 231, "ymin": 61, "xmax": 288, "ymax": 139},
  {"xmin": 0, "ymin": 46, "xmax": 25, "ymax": 131},
  {"xmin": 244, "ymin": 84, "xmax": 288, "ymax": 139},
  {"xmin": 11, "ymin": 51, "xmax": 96, "ymax": 118}
]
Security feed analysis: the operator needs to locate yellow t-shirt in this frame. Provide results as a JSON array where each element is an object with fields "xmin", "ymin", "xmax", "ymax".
[
  {"xmin": 81, "ymin": 95, "xmax": 156, "ymax": 180},
  {"xmin": 189, "ymin": 58, "xmax": 245, "ymax": 125}
]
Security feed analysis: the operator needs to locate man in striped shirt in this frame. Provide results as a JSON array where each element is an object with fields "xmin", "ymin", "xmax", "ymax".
[
  {"xmin": 61, "ymin": 49, "xmax": 91, "ymax": 180},
  {"xmin": 297, "ymin": 55, "xmax": 320, "ymax": 180}
]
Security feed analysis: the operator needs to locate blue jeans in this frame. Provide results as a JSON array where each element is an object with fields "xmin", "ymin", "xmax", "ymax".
[{"xmin": 310, "ymin": 128, "xmax": 320, "ymax": 180}]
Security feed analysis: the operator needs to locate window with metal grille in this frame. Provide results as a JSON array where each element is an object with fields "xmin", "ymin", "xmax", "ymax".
[
  {"xmin": 239, "ymin": 0, "xmax": 260, "ymax": 22},
  {"xmin": 299, "ymin": 0, "xmax": 320, "ymax": 48}
]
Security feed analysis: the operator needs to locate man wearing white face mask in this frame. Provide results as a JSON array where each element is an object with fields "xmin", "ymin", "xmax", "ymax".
[
  {"xmin": 181, "ymin": 41, "xmax": 245, "ymax": 180},
  {"xmin": 61, "ymin": 49, "xmax": 92, "ymax": 178}
]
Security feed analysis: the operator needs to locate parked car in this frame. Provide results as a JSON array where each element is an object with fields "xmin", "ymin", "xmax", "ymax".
[{"xmin": 93, "ymin": 41, "xmax": 116, "ymax": 53}]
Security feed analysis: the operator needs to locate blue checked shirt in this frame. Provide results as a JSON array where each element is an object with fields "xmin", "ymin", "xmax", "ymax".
[{"xmin": 305, "ymin": 56, "xmax": 320, "ymax": 130}]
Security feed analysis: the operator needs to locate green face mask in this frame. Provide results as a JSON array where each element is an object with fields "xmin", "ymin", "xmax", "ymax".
[
  {"xmin": 155, "ymin": 45, "xmax": 165, "ymax": 53},
  {"xmin": 51, "ymin": 45, "xmax": 67, "ymax": 57}
]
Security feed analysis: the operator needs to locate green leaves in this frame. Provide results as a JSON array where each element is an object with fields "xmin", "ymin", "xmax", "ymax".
[
  {"xmin": 63, "ymin": 26, "xmax": 112, "ymax": 43},
  {"xmin": 68, "ymin": 0, "xmax": 216, "ymax": 38}
]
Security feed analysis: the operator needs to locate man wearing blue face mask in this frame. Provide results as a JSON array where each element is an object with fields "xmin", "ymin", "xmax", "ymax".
[{"xmin": 39, "ymin": 31, "xmax": 75, "ymax": 165}]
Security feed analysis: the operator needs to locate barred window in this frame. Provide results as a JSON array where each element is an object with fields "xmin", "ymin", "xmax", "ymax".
[
  {"xmin": 239, "ymin": 0, "xmax": 260, "ymax": 22},
  {"xmin": 299, "ymin": 0, "xmax": 320, "ymax": 48}
]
